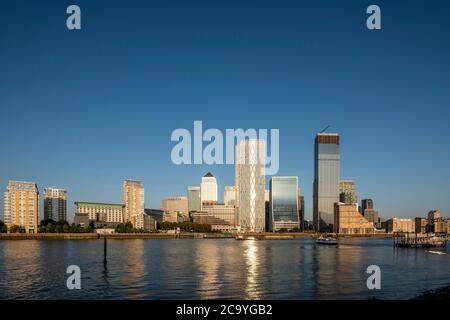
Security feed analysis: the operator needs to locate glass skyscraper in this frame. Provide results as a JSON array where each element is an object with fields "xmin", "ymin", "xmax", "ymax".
[
  {"xmin": 313, "ymin": 133, "xmax": 340, "ymax": 232},
  {"xmin": 187, "ymin": 186, "xmax": 201, "ymax": 212},
  {"xmin": 269, "ymin": 176, "xmax": 299, "ymax": 231}
]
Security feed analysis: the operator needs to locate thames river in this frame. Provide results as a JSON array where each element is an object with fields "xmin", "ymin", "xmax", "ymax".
[{"xmin": 0, "ymin": 238, "xmax": 449, "ymax": 300}]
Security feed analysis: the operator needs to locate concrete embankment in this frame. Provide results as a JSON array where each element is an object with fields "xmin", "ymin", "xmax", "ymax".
[
  {"xmin": 0, "ymin": 233, "xmax": 99, "ymax": 240},
  {"xmin": 0, "ymin": 232, "xmax": 392, "ymax": 240}
]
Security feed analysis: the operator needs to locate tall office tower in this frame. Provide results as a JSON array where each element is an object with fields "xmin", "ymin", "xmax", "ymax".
[
  {"xmin": 339, "ymin": 180, "xmax": 357, "ymax": 204},
  {"xmin": 235, "ymin": 139, "xmax": 266, "ymax": 233},
  {"xmin": 3, "ymin": 180, "xmax": 39, "ymax": 233},
  {"xmin": 269, "ymin": 176, "xmax": 300, "ymax": 232},
  {"xmin": 313, "ymin": 133, "xmax": 340, "ymax": 232},
  {"xmin": 200, "ymin": 172, "xmax": 218, "ymax": 204},
  {"xmin": 298, "ymin": 191, "xmax": 305, "ymax": 231},
  {"xmin": 187, "ymin": 186, "xmax": 201, "ymax": 212},
  {"xmin": 361, "ymin": 199, "xmax": 374, "ymax": 211},
  {"xmin": 223, "ymin": 186, "xmax": 236, "ymax": 206},
  {"xmin": 122, "ymin": 179, "xmax": 145, "ymax": 229},
  {"xmin": 43, "ymin": 187, "xmax": 67, "ymax": 222}
]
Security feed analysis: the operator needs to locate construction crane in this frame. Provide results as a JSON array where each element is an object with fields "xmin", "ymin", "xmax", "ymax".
[{"xmin": 320, "ymin": 125, "xmax": 330, "ymax": 133}]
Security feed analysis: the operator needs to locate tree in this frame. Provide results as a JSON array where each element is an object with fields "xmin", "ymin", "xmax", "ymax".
[
  {"xmin": 9, "ymin": 225, "xmax": 20, "ymax": 233},
  {"xmin": 0, "ymin": 220, "xmax": 6, "ymax": 233},
  {"xmin": 40, "ymin": 219, "xmax": 56, "ymax": 226}
]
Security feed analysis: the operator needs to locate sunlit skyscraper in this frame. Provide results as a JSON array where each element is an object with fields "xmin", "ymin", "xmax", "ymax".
[
  {"xmin": 200, "ymin": 172, "xmax": 218, "ymax": 205},
  {"xmin": 123, "ymin": 179, "xmax": 145, "ymax": 229},
  {"xmin": 235, "ymin": 139, "xmax": 266, "ymax": 232},
  {"xmin": 313, "ymin": 133, "xmax": 340, "ymax": 232}
]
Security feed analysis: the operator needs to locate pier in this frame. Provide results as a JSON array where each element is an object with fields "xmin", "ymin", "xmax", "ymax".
[{"xmin": 393, "ymin": 233, "xmax": 447, "ymax": 248}]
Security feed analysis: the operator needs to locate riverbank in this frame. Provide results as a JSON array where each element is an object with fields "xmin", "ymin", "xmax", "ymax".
[
  {"xmin": 0, "ymin": 232, "xmax": 392, "ymax": 240},
  {"xmin": 0, "ymin": 233, "xmax": 98, "ymax": 240}
]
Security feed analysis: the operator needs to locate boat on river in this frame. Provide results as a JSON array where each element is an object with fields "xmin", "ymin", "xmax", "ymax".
[{"xmin": 316, "ymin": 236, "xmax": 338, "ymax": 245}]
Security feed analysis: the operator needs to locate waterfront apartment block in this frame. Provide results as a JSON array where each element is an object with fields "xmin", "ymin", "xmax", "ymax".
[
  {"xmin": 313, "ymin": 133, "xmax": 340, "ymax": 232},
  {"xmin": 187, "ymin": 186, "xmax": 201, "ymax": 212},
  {"xmin": 269, "ymin": 176, "xmax": 300, "ymax": 232},
  {"xmin": 339, "ymin": 180, "xmax": 357, "ymax": 205},
  {"xmin": 334, "ymin": 203, "xmax": 375, "ymax": 235},
  {"xmin": 43, "ymin": 187, "xmax": 67, "ymax": 222},
  {"xmin": 235, "ymin": 139, "xmax": 266, "ymax": 233},
  {"xmin": 385, "ymin": 218, "xmax": 415, "ymax": 233},
  {"xmin": 123, "ymin": 179, "xmax": 145, "ymax": 229},
  {"xmin": 3, "ymin": 180, "xmax": 39, "ymax": 233},
  {"xmin": 74, "ymin": 202, "xmax": 124, "ymax": 223},
  {"xmin": 201, "ymin": 203, "xmax": 236, "ymax": 226}
]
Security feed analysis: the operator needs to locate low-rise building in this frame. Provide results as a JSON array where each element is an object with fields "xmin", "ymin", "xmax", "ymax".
[
  {"xmin": 73, "ymin": 212, "xmax": 90, "ymax": 227},
  {"xmin": 334, "ymin": 203, "xmax": 375, "ymax": 235},
  {"xmin": 143, "ymin": 213, "xmax": 157, "ymax": 231},
  {"xmin": 74, "ymin": 202, "xmax": 124, "ymax": 224},
  {"xmin": 144, "ymin": 209, "xmax": 163, "ymax": 225},
  {"xmin": 191, "ymin": 212, "xmax": 231, "ymax": 232},
  {"xmin": 201, "ymin": 203, "xmax": 235, "ymax": 226},
  {"xmin": 428, "ymin": 210, "xmax": 442, "ymax": 222},
  {"xmin": 430, "ymin": 220, "xmax": 448, "ymax": 234},
  {"xmin": 385, "ymin": 218, "xmax": 414, "ymax": 233}
]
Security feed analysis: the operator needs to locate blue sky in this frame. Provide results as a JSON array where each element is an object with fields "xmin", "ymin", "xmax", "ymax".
[{"xmin": 1, "ymin": 0, "xmax": 450, "ymax": 222}]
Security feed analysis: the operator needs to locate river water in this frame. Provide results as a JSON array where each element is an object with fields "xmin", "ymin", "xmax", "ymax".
[{"xmin": 0, "ymin": 238, "xmax": 449, "ymax": 300}]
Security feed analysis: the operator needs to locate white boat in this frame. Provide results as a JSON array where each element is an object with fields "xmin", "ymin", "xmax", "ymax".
[
  {"xmin": 316, "ymin": 236, "xmax": 338, "ymax": 245},
  {"xmin": 235, "ymin": 235, "xmax": 257, "ymax": 241}
]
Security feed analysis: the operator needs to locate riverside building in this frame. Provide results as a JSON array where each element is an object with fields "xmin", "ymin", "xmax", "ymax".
[
  {"xmin": 43, "ymin": 187, "xmax": 67, "ymax": 222},
  {"xmin": 3, "ymin": 180, "xmax": 39, "ymax": 233},
  {"xmin": 123, "ymin": 179, "xmax": 145, "ymax": 229},
  {"xmin": 313, "ymin": 133, "xmax": 340, "ymax": 232},
  {"xmin": 235, "ymin": 139, "xmax": 266, "ymax": 233}
]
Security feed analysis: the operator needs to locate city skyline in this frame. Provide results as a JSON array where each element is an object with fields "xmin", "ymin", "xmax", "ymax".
[
  {"xmin": 1, "ymin": 0, "xmax": 450, "ymax": 221},
  {"xmin": 1, "ymin": 128, "xmax": 449, "ymax": 224}
]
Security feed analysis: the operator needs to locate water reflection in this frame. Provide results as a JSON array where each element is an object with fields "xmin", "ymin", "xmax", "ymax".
[
  {"xmin": 244, "ymin": 240, "xmax": 261, "ymax": 299},
  {"xmin": 0, "ymin": 238, "xmax": 449, "ymax": 299},
  {"xmin": 195, "ymin": 241, "xmax": 221, "ymax": 299},
  {"xmin": 0, "ymin": 241, "xmax": 42, "ymax": 299},
  {"xmin": 120, "ymin": 240, "xmax": 146, "ymax": 299}
]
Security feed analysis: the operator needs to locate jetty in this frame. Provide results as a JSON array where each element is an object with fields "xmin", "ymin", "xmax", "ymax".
[{"xmin": 393, "ymin": 233, "xmax": 447, "ymax": 248}]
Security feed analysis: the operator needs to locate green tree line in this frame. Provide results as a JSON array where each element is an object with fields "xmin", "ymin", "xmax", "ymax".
[{"xmin": 38, "ymin": 219, "xmax": 94, "ymax": 233}]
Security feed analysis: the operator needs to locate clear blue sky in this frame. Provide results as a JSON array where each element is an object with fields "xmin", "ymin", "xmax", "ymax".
[{"xmin": 1, "ymin": 0, "xmax": 450, "ymax": 222}]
